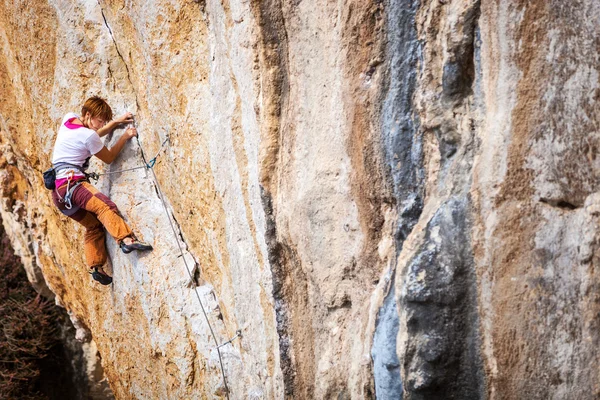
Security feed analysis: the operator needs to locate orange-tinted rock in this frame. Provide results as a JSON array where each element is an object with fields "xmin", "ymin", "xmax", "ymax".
[{"xmin": 0, "ymin": 0, "xmax": 598, "ymax": 398}]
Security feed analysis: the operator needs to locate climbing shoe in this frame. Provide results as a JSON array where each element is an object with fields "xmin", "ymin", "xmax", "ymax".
[
  {"xmin": 120, "ymin": 238, "xmax": 153, "ymax": 254},
  {"xmin": 91, "ymin": 267, "xmax": 112, "ymax": 285}
]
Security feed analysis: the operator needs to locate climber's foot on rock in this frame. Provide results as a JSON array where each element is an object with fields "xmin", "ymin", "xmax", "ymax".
[
  {"xmin": 120, "ymin": 236, "xmax": 153, "ymax": 254},
  {"xmin": 90, "ymin": 266, "xmax": 112, "ymax": 285}
]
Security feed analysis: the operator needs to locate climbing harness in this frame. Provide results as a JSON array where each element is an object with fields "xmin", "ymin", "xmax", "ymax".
[
  {"xmin": 54, "ymin": 171, "xmax": 85, "ymax": 216},
  {"xmin": 43, "ymin": 160, "xmax": 89, "ymax": 190}
]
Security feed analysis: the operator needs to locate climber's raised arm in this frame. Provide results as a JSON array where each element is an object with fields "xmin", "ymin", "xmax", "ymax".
[
  {"xmin": 94, "ymin": 127, "xmax": 138, "ymax": 164},
  {"xmin": 96, "ymin": 112, "xmax": 134, "ymax": 138}
]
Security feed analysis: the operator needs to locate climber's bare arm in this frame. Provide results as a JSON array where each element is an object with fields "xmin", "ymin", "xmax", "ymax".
[
  {"xmin": 97, "ymin": 112, "xmax": 134, "ymax": 138},
  {"xmin": 94, "ymin": 127, "xmax": 138, "ymax": 164}
]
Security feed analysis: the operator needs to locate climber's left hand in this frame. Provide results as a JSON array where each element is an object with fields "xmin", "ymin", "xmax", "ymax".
[
  {"xmin": 114, "ymin": 112, "xmax": 134, "ymax": 126},
  {"xmin": 97, "ymin": 112, "xmax": 134, "ymax": 138}
]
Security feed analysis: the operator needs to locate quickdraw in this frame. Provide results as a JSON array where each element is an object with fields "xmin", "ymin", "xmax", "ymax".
[
  {"xmin": 54, "ymin": 171, "xmax": 84, "ymax": 215},
  {"xmin": 87, "ymin": 136, "xmax": 169, "ymax": 182}
]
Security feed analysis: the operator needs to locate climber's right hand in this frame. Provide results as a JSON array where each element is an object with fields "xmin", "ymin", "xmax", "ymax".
[{"xmin": 125, "ymin": 127, "xmax": 138, "ymax": 139}]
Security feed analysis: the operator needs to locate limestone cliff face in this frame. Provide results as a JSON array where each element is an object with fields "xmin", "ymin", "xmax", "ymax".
[{"xmin": 0, "ymin": 0, "xmax": 598, "ymax": 399}]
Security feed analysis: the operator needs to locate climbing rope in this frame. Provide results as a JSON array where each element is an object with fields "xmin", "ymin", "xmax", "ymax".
[
  {"xmin": 95, "ymin": 124, "xmax": 235, "ymax": 398},
  {"xmin": 135, "ymin": 133, "xmax": 232, "ymax": 398}
]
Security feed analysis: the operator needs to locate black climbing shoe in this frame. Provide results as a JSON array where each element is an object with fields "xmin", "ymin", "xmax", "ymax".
[
  {"xmin": 120, "ymin": 238, "xmax": 153, "ymax": 254},
  {"xmin": 91, "ymin": 267, "xmax": 112, "ymax": 285}
]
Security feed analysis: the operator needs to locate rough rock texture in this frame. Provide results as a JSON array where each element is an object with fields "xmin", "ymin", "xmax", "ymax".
[{"xmin": 0, "ymin": 0, "xmax": 598, "ymax": 398}]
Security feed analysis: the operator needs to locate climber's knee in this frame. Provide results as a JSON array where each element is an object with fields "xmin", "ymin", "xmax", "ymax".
[
  {"xmin": 94, "ymin": 192, "xmax": 119, "ymax": 212},
  {"xmin": 78, "ymin": 211, "xmax": 103, "ymax": 231}
]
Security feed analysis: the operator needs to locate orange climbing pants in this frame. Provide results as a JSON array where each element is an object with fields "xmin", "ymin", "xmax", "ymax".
[{"xmin": 52, "ymin": 180, "xmax": 133, "ymax": 268}]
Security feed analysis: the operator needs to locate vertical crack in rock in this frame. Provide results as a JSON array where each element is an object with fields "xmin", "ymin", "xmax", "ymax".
[
  {"xmin": 97, "ymin": 1, "xmax": 141, "ymax": 112},
  {"xmin": 168, "ymin": 209, "xmax": 203, "ymax": 287},
  {"xmin": 401, "ymin": 198, "xmax": 484, "ymax": 399},
  {"xmin": 381, "ymin": 0, "xmax": 424, "ymax": 242},
  {"xmin": 260, "ymin": 188, "xmax": 311, "ymax": 398},
  {"xmin": 441, "ymin": 1, "xmax": 480, "ymax": 102},
  {"xmin": 251, "ymin": 0, "xmax": 304, "ymax": 398},
  {"xmin": 375, "ymin": 0, "xmax": 487, "ymax": 398},
  {"xmin": 372, "ymin": 272, "xmax": 403, "ymax": 398},
  {"xmin": 251, "ymin": 0, "xmax": 290, "ymax": 193},
  {"xmin": 373, "ymin": 0, "xmax": 423, "ymax": 398},
  {"xmin": 397, "ymin": 0, "xmax": 485, "ymax": 397}
]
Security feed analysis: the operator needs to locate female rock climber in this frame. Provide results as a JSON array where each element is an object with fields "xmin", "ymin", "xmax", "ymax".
[{"xmin": 50, "ymin": 96, "xmax": 153, "ymax": 285}]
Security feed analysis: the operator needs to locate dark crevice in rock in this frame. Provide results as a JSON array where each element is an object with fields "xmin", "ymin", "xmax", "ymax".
[
  {"xmin": 401, "ymin": 197, "xmax": 485, "ymax": 400},
  {"xmin": 252, "ymin": 0, "xmax": 300, "ymax": 397},
  {"xmin": 374, "ymin": 0, "xmax": 424, "ymax": 398},
  {"xmin": 250, "ymin": 0, "xmax": 291, "ymax": 191},
  {"xmin": 56, "ymin": 313, "xmax": 115, "ymax": 400},
  {"xmin": 442, "ymin": 0, "xmax": 481, "ymax": 102},
  {"xmin": 192, "ymin": 263, "xmax": 202, "ymax": 286},
  {"xmin": 372, "ymin": 272, "xmax": 402, "ymax": 399},
  {"xmin": 472, "ymin": 25, "xmax": 484, "ymax": 113},
  {"xmin": 167, "ymin": 210, "xmax": 204, "ymax": 287},
  {"xmin": 260, "ymin": 188, "xmax": 314, "ymax": 399},
  {"xmin": 381, "ymin": 0, "xmax": 425, "ymax": 249},
  {"xmin": 539, "ymin": 197, "xmax": 580, "ymax": 210},
  {"xmin": 191, "ymin": 0, "xmax": 206, "ymax": 13},
  {"xmin": 434, "ymin": 126, "xmax": 459, "ymax": 164},
  {"xmin": 555, "ymin": 200, "xmax": 578, "ymax": 210}
]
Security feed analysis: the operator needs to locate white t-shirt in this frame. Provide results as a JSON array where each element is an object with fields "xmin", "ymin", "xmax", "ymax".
[{"xmin": 51, "ymin": 113, "xmax": 104, "ymax": 179}]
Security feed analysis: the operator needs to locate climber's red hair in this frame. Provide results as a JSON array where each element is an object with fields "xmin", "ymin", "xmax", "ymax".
[{"xmin": 81, "ymin": 96, "xmax": 113, "ymax": 121}]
